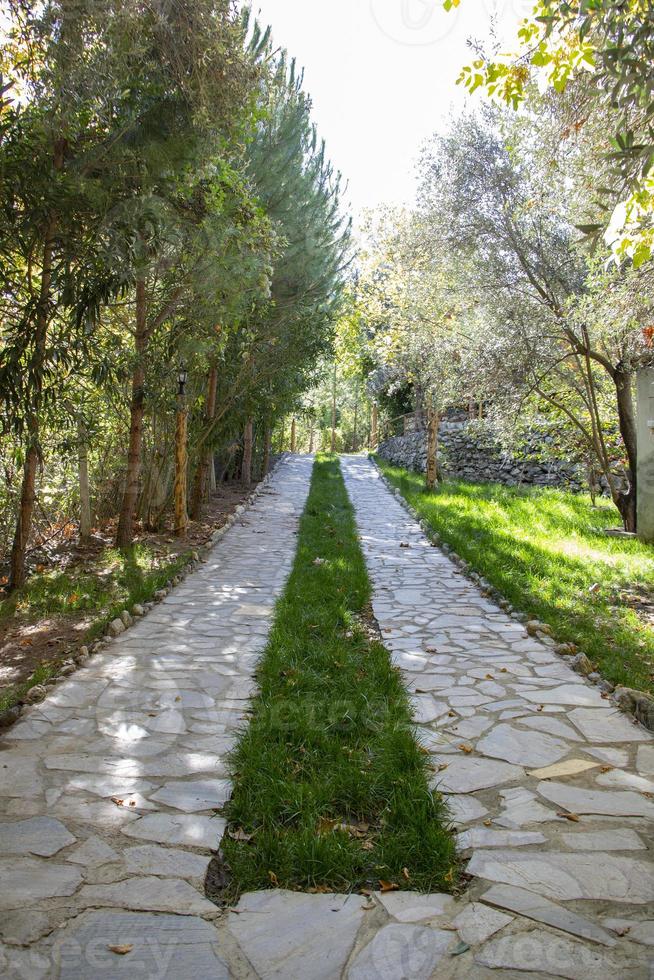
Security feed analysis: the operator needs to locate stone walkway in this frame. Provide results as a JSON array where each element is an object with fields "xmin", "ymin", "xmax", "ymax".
[
  {"xmin": 339, "ymin": 454, "xmax": 654, "ymax": 979},
  {"xmin": 1, "ymin": 453, "xmax": 653, "ymax": 979},
  {"xmin": 0, "ymin": 456, "xmax": 314, "ymax": 979}
]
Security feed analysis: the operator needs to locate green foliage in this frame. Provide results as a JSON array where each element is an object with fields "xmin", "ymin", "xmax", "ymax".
[
  {"xmin": 378, "ymin": 457, "xmax": 654, "ymax": 694},
  {"xmin": 448, "ymin": 0, "xmax": 654, "ymax": 264},
  {"xmin": 221, "ymin": 455, "xmax": 457, "ymax": 899}
]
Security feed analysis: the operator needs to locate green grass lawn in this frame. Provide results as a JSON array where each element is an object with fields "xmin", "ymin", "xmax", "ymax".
[
  {"xmin": 220, "ymin": 454, "xmax": 457, "ymax": 899},
  {"xmin": 376, "ymin": 457, "xmax": 654, "ymax": 695},
  {"xmin": 0, "ymin": 544, "xmax": 191, "ymax": 712}
]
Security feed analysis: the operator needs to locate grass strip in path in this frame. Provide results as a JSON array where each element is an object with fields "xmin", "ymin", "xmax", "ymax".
[
  {"xmin": 220, "ymin": 454, "xmax": 456, "ymax": 900},
  {"xmin": 376, "ymin": 457, "xmax": 654, "ymax": 695}
]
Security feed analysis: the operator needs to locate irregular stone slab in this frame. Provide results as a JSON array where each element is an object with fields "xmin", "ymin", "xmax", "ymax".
[
  {"xmin": 467, "ymin": 849, "xmax": 654, "ymax": 903},
  {"xmin": 374, "ymin": 891, "xmax": 454, "ymax": 922},
  {"xmin": 149, "ymin": 778, "xmax": 232, "ymax": 813},
  {"xmin": 435, "ymin": 756, "xmax": 523, "ymax": 793},
  {"xmin": 475, "ymin": 928, "xmax": 625, "ymax": 979},
  {"xmin": 560, "ymin": 828, "xmax": 646, "ymax": 851},
  {"xmin": 528, "ymin": 759, "xmax": 600, "ymax": 780},
  {"xmin": 637, "ymin": 744, "xmax": 654, "ymax": 774},
  {"xmin": 51, "ymin": 910, "xmax": 229, "ymax": 979},
  {"xmin": 124, "ymin": 844, "xmax": 211, "ymax": 879},
  {"xmin": 603, "ymin": 918, "xmax": 654, "ymax": 946},
  {"xmin": 78, "ymin": 876, "xmax": 215, "ymax": 915},
  {"xmin": 519, "ymin": 683, "xmax": 602, "ymax": 706},
  {"xmin": 567, "ymin": 707, "xmax": 650, "ymax": 743},
  {"xmin": 456, "ymin": 828, "xmax": 546, "ymax": 849},
  {"xmin": 537, "ymin": 781, "xmax": 654, "ymax": 818},
  {"xmin": 453, "ymin": 901, "xmax": 512, "ymax": 945},
  {"xmin": 348, "ymin": 923, "xmax": 452, "ymax": 980},
  {"xmin": 0, "ymin": 753, "xmax": 43, "ymax": 798},
  {"xmin": 0, "ymin": 859, "xmax": 82, "ymax": 909},
  {"xmin": 481, "ymin": 883, "xmax": 616, "ymax": 946},
  {"xmin": 494, "ymin": 786, "xmax": 557, "ymax": 828},
  {"xmin": 596, "ymin": 769, "xmax": 654, "ymax": 793},
  {"xmin": 121, "ymin": 813, "xmax": 225, "ymax": 849},
  {"xmin": 228, "ymin": 889, "xmax": 364, "ymax": 980},
  {"xmin": 444, "ymin": 794, "xmax": 488, "ymax": 825},
  {"xmin": 0, "ymin": 909, "xmax": 51, "ymax": 946},
  {"xmin": 585, "ymin": 746, "xmax": 630, "ymax": 767},
  {"xmin": 511, "ymin": 715, "xmax": 583, "ymax": 741},
  {"xmin": 66, "ymin": 835, "xmax": 120, "ymax": 867},
  {"xmin": 476, "ymin": 724, "xmax": 569, "ymax": 767},
  {"xmin": 0, "ymin": 816, "xmax": 75, "ymax": 857}
]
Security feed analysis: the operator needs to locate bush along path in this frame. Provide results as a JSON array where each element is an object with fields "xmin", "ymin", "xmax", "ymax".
[{"xmin": 220, "ymin": 453, "xmax": 456, "ymax": 899}]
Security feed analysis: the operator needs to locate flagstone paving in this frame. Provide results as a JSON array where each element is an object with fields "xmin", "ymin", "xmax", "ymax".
[
  {"xmin": 338, "ymin": 454, "xmax": 654, "ymax": 978},
  {"xmin": 1, "ymin": 453, "xmax": 653, "ymax": 978}
]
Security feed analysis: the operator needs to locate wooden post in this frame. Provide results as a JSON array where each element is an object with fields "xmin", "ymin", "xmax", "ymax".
[
  {"xmin": 174, "ymin": 391, "xmax": 188, "ymax": 537},
  {"xmin": 290, "ymin": 417, "xmax": 297, "ymax": 453},
  {"xmin": 426, "ymin": 395, "xmax": 440, "ymax": 492},
  {"xmin": 371, "ymin": 403, "xmax": 378, "ymax": 448},
  {"xmin": 242, "ymin": 418, "xmax": 253, "ymax": 487}
]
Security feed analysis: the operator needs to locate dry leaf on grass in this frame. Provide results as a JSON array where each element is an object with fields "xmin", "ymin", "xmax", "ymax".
[{"xmin": 228, "ymin": 828, "xmax": 253, "ymax": 842}]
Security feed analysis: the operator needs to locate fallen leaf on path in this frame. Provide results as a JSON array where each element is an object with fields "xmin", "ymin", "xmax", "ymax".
[
  {"xmin": 458, "ymin": 744, "xmax": 473, "ymax": 754},
  {"xmin": 107, "ymin": 945, "xmax": 133, "ymax": 955},
  {"xmin": 556, "ymin": 811, "xmax": 580, "ymax": 822},
  {"xmin": 379, "ymin": 880, "xmax": 399, "ymax": 893}
]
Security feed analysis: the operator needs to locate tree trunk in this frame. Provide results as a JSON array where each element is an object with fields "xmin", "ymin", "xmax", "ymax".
[
  {"xmin": 78, "ymin": 418, "xmax": 92, "ymax": 543},
  {"xmin": 242, "ymin": 418, "xmax": 253, "ymax": 487},
  {"xmin": 331, "ymin": 364, "xmax": 337, "ymax": 452},
  {"xmin": 262, "ymin": 423, "xmax": 271, "ymax": 476},
  {"xmin": 353, "ymin": 388, "xmax": 359, "ymax": 451},
  {"xmin": 209, "ymin": 456, "xmax": 216, "ymax": 492},
  {"xmin": 174, "ymin": 394, "xmax": 188, "ymax": 537},
  {"xmin": 9, "ymin": 214, "xmax": 57, "ymax": 591},
  {"xmin": 190, "ymin": 364, "xmax": 218, "ymax": 520},
  {"xmin": 290, "ymin": 417, "xmax": 297, "ymax": 453},
  {"xmin": 309, "ymin": 419, "xmax": 315, "ymax": 453},
  {"xmin": 371, "ymin": 403, "xmax": 378, "ymax": 448},
  {"xmin": 116, "ymin": 278, "xmax": 147, "ymax": 549},
  {"xmin": 426, "ymin": 400, "xmax": 440, "ymax": 491},
  {"xmin": 614, "ymin": 367, "xmax": 637, "ymax": 532}
]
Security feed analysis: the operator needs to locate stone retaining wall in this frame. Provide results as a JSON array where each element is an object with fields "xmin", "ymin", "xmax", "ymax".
[{"xmin": 377, "ymin": 423, "xmax": 586, "ymax": 491}]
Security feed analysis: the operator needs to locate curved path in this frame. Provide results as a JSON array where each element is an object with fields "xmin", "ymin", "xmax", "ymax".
[{"xmin": 0, "ymin": 453, "xmax": 652, "ymax": 979}]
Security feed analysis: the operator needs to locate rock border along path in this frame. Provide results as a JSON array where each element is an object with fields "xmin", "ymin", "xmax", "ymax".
[{"xmin": 1, "ymin": 453, "xmax": 653, "ymax": 979}]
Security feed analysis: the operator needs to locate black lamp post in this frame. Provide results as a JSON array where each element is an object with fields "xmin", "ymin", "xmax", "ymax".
[{"xmin": 174, "ymin": 364, "xmax": 189, "ymax": 537}]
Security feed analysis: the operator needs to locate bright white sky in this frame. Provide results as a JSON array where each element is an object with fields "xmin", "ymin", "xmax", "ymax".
[{"xmin": 246, "ymin": 0, "xmax": 528, "ymax": 223}]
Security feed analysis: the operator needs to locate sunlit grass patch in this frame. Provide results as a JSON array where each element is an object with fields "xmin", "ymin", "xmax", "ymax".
[
  {"xmin": 219, "ymin": 454, "xmax": 457, "ymax": 900},
  {"xmin": 377, "ymin": 458, "xmax": 654, "ymax": 694}
]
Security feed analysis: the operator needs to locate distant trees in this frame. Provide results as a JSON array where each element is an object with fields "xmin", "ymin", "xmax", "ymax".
[
  {"xmin": 0, "ymin": 1, "xmax": 350, "ymax": 587},
  {"xmin": 352, "ymin": 102, "xmax": 651, "ymax": 529}
]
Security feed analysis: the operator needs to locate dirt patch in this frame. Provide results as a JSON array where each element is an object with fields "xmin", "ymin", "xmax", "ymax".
[{"xmin": 0, "ymin": 480, "xmax": 259, "ymax": 699}]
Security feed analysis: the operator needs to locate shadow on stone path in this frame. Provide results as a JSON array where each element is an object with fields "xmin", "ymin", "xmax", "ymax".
[{"xmin": 1, "ymin": 453, "xmax": 652, "ymax": 979}]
